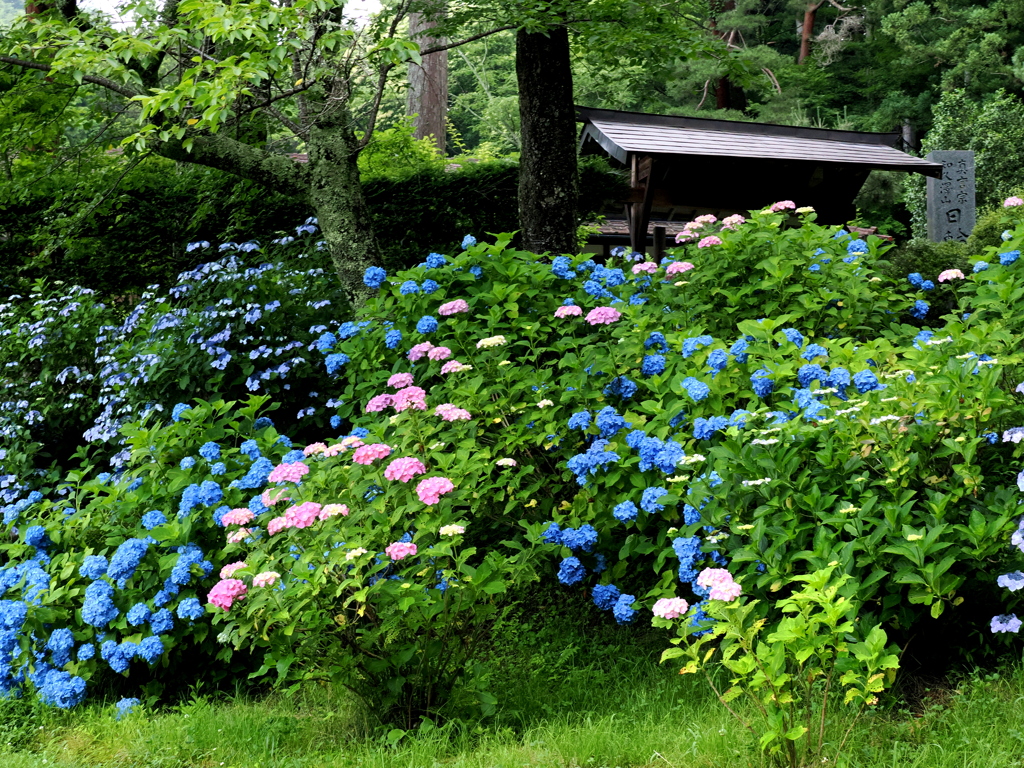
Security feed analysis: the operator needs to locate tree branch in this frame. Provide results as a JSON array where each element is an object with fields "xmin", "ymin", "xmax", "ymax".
[
  {"xmin": 420, "ymin": 25, "xmax": 515, "ymax": 55},
  {"xmin": 0, "ymin": 55, "xmax": 142, "ymax": 99}
]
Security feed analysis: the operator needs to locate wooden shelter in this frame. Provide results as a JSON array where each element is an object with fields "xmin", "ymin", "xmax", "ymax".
[{"xmin": 577, "ymin": 107, "xmax": 943, "ymax": 255}]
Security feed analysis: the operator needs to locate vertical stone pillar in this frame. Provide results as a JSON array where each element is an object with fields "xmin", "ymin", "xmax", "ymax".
[{"xmin": 927, "ymin": 150, "xmax": 975, "ymax": 242}]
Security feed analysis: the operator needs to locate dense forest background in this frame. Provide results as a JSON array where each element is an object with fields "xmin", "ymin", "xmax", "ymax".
[{"xmin": 2, "ymin": 0, "xmax": 1024, "ymax": 294}]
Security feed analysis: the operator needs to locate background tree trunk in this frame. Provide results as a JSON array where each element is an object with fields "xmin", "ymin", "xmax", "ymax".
[
  {"xmin": 799, "ymin": 2, "xmax": 825, "ymax": 64},
  {"xmin": 407, "ymin": 6, "xmax": 448, "ymax": 155},
  {"xmin": 515, "ymin": 24, "xmax": 578, "ymax": 255}
]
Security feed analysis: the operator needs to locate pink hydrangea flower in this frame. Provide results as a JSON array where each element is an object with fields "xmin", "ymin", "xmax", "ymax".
[
  {"xmin": 674, "ymin": 228, "xmax": 698, "ymax": 243},
  {"xmin": 721, "ymin": 214, "xmax": 746, "ymax": 229},
  {"xmin": 652, "ymin": 597, "xmax": 690, "ymax": 619},
  {"xmin": 267, "ymin": 462, "xmax": 310, "ymax": 484},
  {"xmin": 319, "ymin": 503, "xmax": 349, "ymax": 519},
  {"xmin": 438, "ymin": 299, "xmax": 470, "ymax": 316},
  {"xmin": 694, "ymin": 214, "xmax": 717, "ymax": 224},
  {"xmin": 385, "ymin": 541, "xmax": 418, "ymax": 560},
  {"xmin": 226, "ymin": 527, "xmax": 252, "ymax": 544},
  {"xmin": 435, "ymin": 403, "xmax": 471, "ymax": 421},
  {"xmin": 769, "ymin": 200, "xmax": 796, "ymax": 212},
  {"xmin": 267, "ymin": 516, "xmax": 289, "ymax": 536},
  {"xmin": 586, "ymin": 307, "xmax": 621, "ymax": 325},
  {"xmin": 303, "ymin": 442, "xmax": 327, "ymax": 456},
  {"xmin": 284, "ymin": 501, "xmax": 322, "ymax": 529},
  {"xmin": 427, "ymin": 346, "xmax": 452, "ymax": 361},
  {"xmin": 325, "ymin": 436, "xmax": 364, "ymax": 457},
  {"xmin": 408, "ymin": 342, "xmax": 434, "ymax": 362},
  {"xmin": 219, "ymin": 561, "xmax": 248, "ymax": 580},
  {"xmin": 253, "ymin": 571, "xmax": 280, "ymax": 588},
  {"xmin": 697, "ymin": 236, "xmax": 722, "ymax": 248},
  {"xmin": 632, "ymin": 262, "xmax": 658, "ymax": 275},
  {"xmin": 696, "ymin": 568, "xmax": 743, "ymax": 601},
  {"xmin": 384, "ymin": 456, "xmax": 428, "ymax": 482},
  {"xmin": 1005, "ymin": 196, "xmax": 1024, "ymax": 207},
  {"xmin": 440, "ymin": 360, "xmax": 472, "ymax": 373},
  {"xmin": 554, "ymin": 305, "xmax": 583, "ymax": 318},
  {"xmin": 416, "ymin": 476, "xmax": 455, "ymax": 505},
  {"xmin": 365, "ymin": 393, "xmax": 393, "ymax": 413},
  {"xmin": 666, "ymin": 261, "xmax": 695, "ymax": 276},
  {"xmin": 261, "ymin": 488, "xmax": 290, "ymax": 507},
  {"xmin": 208, "ymin": 578, "xmax": 247, "ymax": 611},
  {"xmin": 353, "ymin": 443, "xmax": 393, "ymax": 465},
  {"xmin": 388, "ymin": 373, "xmax": 414, "ymax": 389},
  {"xmin": 393, "ymin": 386, "xmax": 427, "ymax": 412},
  {"xmin": 222, "ymin": 508, "xmax": 254, "ymax": 526},
  {"xmin": 938, "ymin": 269, "xmax": 965, "ymax": 282}
]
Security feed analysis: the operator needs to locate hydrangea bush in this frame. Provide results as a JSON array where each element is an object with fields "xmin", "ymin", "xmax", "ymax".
[{"xmin": 5, "ymin": 202, "xmax": 1024, "ymax": 724}]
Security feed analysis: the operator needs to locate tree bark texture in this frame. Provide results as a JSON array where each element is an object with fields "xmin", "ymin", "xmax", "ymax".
[
  {"xmin": 515, "ymin": 24, "xmax": 579, "ymax": 256},
  {"xmin": 307, "ymin": 101, "xmax": 381, "ymax": 306},
  {"xmin": 799, "ymin": 2, "xmax": 825, "ymax": 64},
  {"xmin": 407, "ymin": 8, "xmax": 448, "ymax": 154}
]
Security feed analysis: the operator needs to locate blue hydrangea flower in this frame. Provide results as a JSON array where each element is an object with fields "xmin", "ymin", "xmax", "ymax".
[
  {"xmin": 461, "ymin": 234, "xmax": 477, "ymax": 249},
  {"xmin": 853, "ymin": 369, "xmax": 883, "ymax": 394},
  {"xmin": 645, "ymin": 332, "xmax": 668, "ymax": 352},
  {"xmin": 46, "ymin": 627, "xmax": 74, "ymax": 668},
  {"xmin": 910, "ymin": 300, "xmax": 929, "ymax": 319},
  {"xmin": 37, "ymin": 670, "xmax": 87, "ymax": 709},
  {"xmin": 171, "ymin": 403, "xmax": 191, "ymax": 422},
  {"xmin": 907, "ymin": 272, "xmax": 923, "ymax": 287},
  {"xmin": 108, "ymin": 538, "xmax": 150, "ymax": 587},
  {"xmin": 681, "ymin": 377, "xmax": 710, "ymax": 402},
  {"xmin": 673, "ymin": 536, "xmax": 702, "ymax": 582},
  {"xmin": 846, "ymin": 238, "xmax": 868, "ymax": 254},
  {"xmin": 781, "ymin": 328, "xmax": 804, "ymax": 348},
  {"xmin": 567, "ymin": 411, "xmax": 591, "ymax": 431},
  {"xmin": 76, "ymin": 643, "xmax": 95, "ymax": 661},
  {"xmin": 541, "ymin": 522, "xmax": 563, "ymax": 545},
  {"xmin": 24, "ymin": 526, "xmax": 49, "ymax": 549},
  {"xmin": 613, "ymin": 500, "xmax": 638, "ymax": 523},
  {"xmin": 116, "ymin": 697, "xmax": 141, "ymax": 719},
  {"xmin": 825, "ymin": 367, "xmax": 851, "ymax": 392},
  {"xmin": 150, "ymin": 609, "xmax": 174, "ymax": 635},
  {"xmin": 325, "ymin": 353, "xmax": 349, "ymax": 375},
  {"xmin": 426, "ymin": 253, "xmax": 446, "ymax": 268},
  {"xmin": 682, "ymin": 335, "xmax": 713, "ymax": 359},
  {"xmin": 592, "ymin": 583, "xmax": 621, "ymax": 610},
  {"xmin": 363, "ymin": 266, "xmax": 387, "ymax": 288},
  {"xmin": 693, "ymin": 416, "xmax": 728, "ymax": 440},
  {"xmin": 551, "ymin": 256, "xmax": 576, "ymax": 279},
  {"xmin": 706, "ymin": 349, "xmax": 728, "ymax": 377},
  {"xmin": 797, "ymin": 364, "xmax": 826, "ymax": 388},
  {"xmin": 974, "ymin": 261, "xmax": 989, "ymax": 273},
  {"xmin": 82, "ymin": 580, "xmax": 119, "ymax": 628},
  {"xmin": 751, "ymin": 369, "xmax": 774, "ymax": 398},
  {"xmin": 199, "ymin": 442, "xmax": 220, "ymax": 462},
  {"xmin": 920, "ymin": 280, "xmax": 935, "ymax": 291},
  {"xmin": 729, "ymin": 337, "xmax": 749, "ymax": 363},
  {"xmin": 177, "ymin": 597, "xmax": 205, "ymax": 620},
  {"xmin": 612, "ymin": 594, "xmax": 637, "ymax": 624},
  {"xmin": 79, "ymin": 556, "xmax": 108, "ymax": 580},
  {"xmin": 416, "ymin": 316, "xmax": 438, "ymax": 334},
  {"xmin": 595, "ymin": 406, "xmax": 628, "ymax": 438},
  {"xmin": 1001, "ymin": 250, "xmax": 1021, "ymax": 266},
  {"xmin": 565, "ymin": 440, "xmax": 620, "ymax": 486},
  {"xmin": 641, "ymin": 487, "xmax": 668, "ymax": 513},
  {"xmin": 557, "ymin": 557, "xmax": 586, "ymax": 585},
  {"xmin": 179, "ymin": 457, "xmax": 196, "ymax": 470},
  {"xmin": 126, "ymin": 603, "xmax": 152, "ymax": 626},
  {"xmin": 399, "ymin": 280, "xmax": 419, "ymax": 295},
  {"xmin": 802, "ymin": 344, "xmax": 828, "ymax": 361},
  {"xmin": 641, "ymin": 354, "xmax": 666, "ymax": 377},
  {"xmin": 560, "ymin": 525, "xmax": 598, "ymax": 552},
  {"xmin": 422, "ymin": 279, "xmax": 439, "ymax": 294},
  {"xmin": 604, "ymin": 376, "xmax": 638, "ymax": 400}
]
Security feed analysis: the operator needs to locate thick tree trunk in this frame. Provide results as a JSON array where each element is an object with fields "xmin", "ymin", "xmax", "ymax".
[
  {"xmin": 307, "ymin": 103, "xmax": 380, "ymax": 305},
  {"xmin": 407, "ymin": 7, "xmax": 448, "ymax": 154},
  {"xmin": 515, "ymin": 24, "xmax": 578, "ymax": 256},
  {"xmin": 799, "ymin": 2, "xmax": 824, "ymax": 64}
]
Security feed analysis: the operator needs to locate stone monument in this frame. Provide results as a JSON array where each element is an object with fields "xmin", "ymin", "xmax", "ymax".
[{"xmin": 926, "ymin": 150, "xmax": 975, "ymax": 242}]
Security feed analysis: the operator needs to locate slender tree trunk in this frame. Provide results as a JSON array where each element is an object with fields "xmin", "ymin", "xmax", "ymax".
[
  {"xmin": 799, "ymin": 2, "xmax": 825, "ymax": 64},
  {"xmin": 307, "ymin": 103, "xmax": 380, "ymax": 304},
  {"xmin": 407, "ymin": 6, "xmax": 448, "ymax": 154},
  {"xmin": 515, "ymin": 24, "xmax": 578, "ymax": 255}
]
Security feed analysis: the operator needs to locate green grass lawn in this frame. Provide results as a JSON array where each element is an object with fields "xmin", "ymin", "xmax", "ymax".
[{"xmin": 4, "ymin": 606, "xmax": 1024, "ymax": 768}]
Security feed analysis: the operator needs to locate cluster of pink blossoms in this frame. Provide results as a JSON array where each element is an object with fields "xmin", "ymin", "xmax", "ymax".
[
  {"xmin": 586, "ymin": 307, "xmax": 621, "ymax": 325},
  {"xmin": 666, "ymin": 261, "xmax": 695, "ymax": 276},
  {"xmin": 696, "ymin": 568, "xmax": 742, "ymax": 601},
  {"xmin": 720, "ymin": 214, "xmax": 746, "ymax": 230},
  {"xmin": 365, "ymin": 393, "xmax": 393, "ymax": 412},
  {"xmin": 631, "ymin": 261, "xmax": 658, "ymax": 275},
  {"xmin": 320, "ymin": 503, "xmax": 348, "ymax": 518},
  {"xmin": 219, "ymin": 561, "xmax": 247, "ymax": 579},
  {"xmin": 303, "ymin": 442, "xmax": 327, "ymax": 457},
  {"xmin": 427, "ymin": 346, "xmax": 452, "ymax": 361},
  {"xmin": 394, "ymin": 385, "xmax": 427, "ymax": 412},
  {"xmin": 697, "ymin": 235, "xmax": 722, "ymax": 249},
  {"xmin": 769, "ymin": 200, "xmax": 796, "ymax": 212},
  {"xmin": 221, "ymin": 508, "xmax": 254, "ymax": 526},
  {"xmin": 438, "ymin": 299, "xmax": 470, "ymax": 316},
  {"xmin": 416, "ymin": 476, "xmax": 455, "ymax": 505},
  {"xmin": 938, "ymin": 268, "xmax": 965, "ymax": 282},
  {"xmin": 554, "ymin": 305, "xmax": 583, "ymax": 319},
  {"xmin": 435, "ymin": 403, "xmax": 471, "ymax": 421},
  {"xmin": 283, "ymin": 501, "xmax": 322, "ymax": 529},
  {"xmin": 408, "ymin": 342, "xmax": 434, "ymax": 361},
  {"xmin": 253, "ymin": 571, "xmax": 280, "ymax": 588},
  {"xmin": 652, "ymin": 597, "xmax": 690, "ymax": 619},
  {"xmin": 267, "ymin": 462, "xmax": 310, "ymax": 484},
  {"xmin": 208, "ymin": 578, "xmax": 247, "ymax": 611},
  {"xmin": 326, "ymin": 436, "xmax": 364, "ymax": 455},
  {"xmin": 353, "ymin": 443, "xmax": 393, "ymax": 465},
  {"xmin": 1005, "ymin": 196, "xmax": 1024, "ymax": 207},
  {"xmin": 385, "ymin": 541, "xmax": 418, "ymax": 560},
  {"xmin": 384, "ymin": 456, "xmax": 427, "ymax": 482},
  {"xmin": 440, "ymin": 360, "xmax": 472, "ymax": 374},
  {"xmin": 261, "ymin": 488, "xmax": 291, "ymax": 507},
  {"xmin": 227, "ymin": 528, "xmax": 252, "ymax": 544},
  {"xmin": 388, "ymin": 372, "xmax": 415, "ymax": 389}
]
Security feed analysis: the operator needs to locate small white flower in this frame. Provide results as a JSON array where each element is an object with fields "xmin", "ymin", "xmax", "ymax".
[{"xmin": 537, "ymin": 399, "xmax": 554, "ymax": 408}]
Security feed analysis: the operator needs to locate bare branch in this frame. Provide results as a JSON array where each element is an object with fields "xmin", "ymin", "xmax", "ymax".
[
  {"xmin": 419, "ymin": 25, "xmax": 515, "ymax": 55},
  {"xmin": 0, "ymin": 55, "xmax": 142, "ymax": 99}
]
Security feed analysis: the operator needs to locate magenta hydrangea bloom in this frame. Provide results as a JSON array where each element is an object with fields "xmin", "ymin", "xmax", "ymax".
[
  {"xmin": 393, "ymin": 386, "xmax": 427, "ymax": 412},
  {"xmin": 208, "ymin": 578, "xmax": 247, "ymax": 611},
  {"xmin": 652, "ymin": 597, "xmax": 690, "ymax": 619},
  {"xmin": 284, "ymin": 501, "xmax": 322, "ymax": 528},
  {"xmin": 385, "ymin": 541, "xmax": 418, "ymax": 560},
  {"xmin": 219, "ymin": 561, "xmax": 247, "ymax": 579},
  {"xmin": 769, "ymin": 200, "xmax": 796, "ymax": 212},
  {"xmin": 365, "ymin": 393, "xmax": 393, "ymax": 413},
  {"xmin": 696, "ymin": 568, "xmax": 742, "ymax": 601},
  {"xmin": 666, "ymin": 261, "xmax": 695, "ymax": 276},
  {"xmin": 407, "ymin": 342, "xmax": 434, "ymax": 361},
  {"xmin": 416, "ymin": 476, "xmax": 455, "ymax": 505},
  {"xmin": 221, "ymin": 508, "xmax": 254, "ymax": 526},
  {"xmin": 267, "ymin": 462, "xmax": 310, "ymax": 483},
  {"xmin": 632, "ymin": 262, "xmax": 658, "ymax": 275},
  {"xmin": 388, "ymin": 373, "xmax": 414, "ymax": 389},
  {"xmin": 352, "ymin": 443, "xmax": 393, "ymax": 465},
  {"xmin": 697, "ymin": 236, "xmax": 722, "ymax": 248},
  {"xmin": 438, "ymin": 299, "xmax": 470, "ymax": 316},
  {"xmin": 427, "ymin": 346, "xmax": 452, "ymax": 361},
  {"xmin": 554, "ymin": 305, "xmax": 583, "ymax": 319},
  {"xmin": 384, "ymin": 457, "xmax": 428, "ymax": 482},
  {"xmin": 586, "ymin": 307, "xmax": 621, "ymax": 325}
]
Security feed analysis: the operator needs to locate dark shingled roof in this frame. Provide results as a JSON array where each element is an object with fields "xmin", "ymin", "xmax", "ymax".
[{"xmin": 578, "ymin": 107, "xmax": 943, "ymax": 178}]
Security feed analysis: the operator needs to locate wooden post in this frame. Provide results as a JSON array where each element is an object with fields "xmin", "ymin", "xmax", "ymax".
[{"xmin": 653, "ymin": 226, "xmax": 666, "ymax": 260}]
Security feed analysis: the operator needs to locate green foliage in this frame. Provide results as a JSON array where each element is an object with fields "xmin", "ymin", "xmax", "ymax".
[
  {"xmin": 881, "ymin": 238, "xmax": 972, "ymax": 314},
  {"xmin": 968, "ymin": 205, "xmax": 1022, "ymax": 255},
  {"xmin": 666, "ymin": 566, "xmax": 899, "ymax": 768}
]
